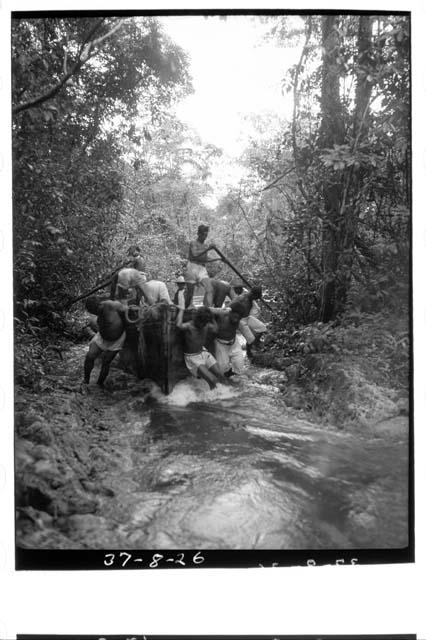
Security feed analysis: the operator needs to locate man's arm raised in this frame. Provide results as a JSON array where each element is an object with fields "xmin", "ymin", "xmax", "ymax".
[{"xmin": 176, "ymin": 306, "xmax": 190, "ymax": 330}]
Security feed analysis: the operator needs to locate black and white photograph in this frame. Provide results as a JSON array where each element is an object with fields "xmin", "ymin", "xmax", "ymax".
[{"xmin": 12, "ymin": 10, "xmax": 412, "ymax": 565}]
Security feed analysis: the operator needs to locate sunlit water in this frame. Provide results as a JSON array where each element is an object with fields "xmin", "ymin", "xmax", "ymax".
[{"xmin": 79, "ymin": 365, "xmax": 408, "ymax": 550}]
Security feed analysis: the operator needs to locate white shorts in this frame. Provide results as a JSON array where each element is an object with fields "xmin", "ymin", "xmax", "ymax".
[
  {"xmin": 214, "ymin": 337, "xmax": 245, "ymax": 374},
  {"xmin": 184, "ymin": 348, "xmax": 217, "ymax": 377},
  {"xmin": 185, "ymin": 261, "xmax": 209, "ymax": 284},
  {"xmin": 91, "ymin": 331, "xmax": 126, "ymax": 352},
  {"xmin": 239, "ymin": 316, "xmax": 267, "ymax": 344}
]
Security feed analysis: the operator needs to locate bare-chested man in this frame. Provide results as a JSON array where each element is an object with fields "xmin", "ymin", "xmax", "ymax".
[
  {"xmin": 83, "ymin": 296, "xmax": 127, "ymax": 388},
  {"xmin": 202, "ymin": 278, "xmax": 236, "ymax": 308},
  {"xmin": 210, "ymin": 300, "xmax": 246, "ymax": 376},
  {"xmin": 184, "ymin": 224, "xmax": 221, "ymax": 305},
  {"xmin": 176, "ymin": 305, "xmax": 225, "ymax": 389},
  {"xmin": 233, "ymin": 284, "xmax": 266, "ymax": 358}
]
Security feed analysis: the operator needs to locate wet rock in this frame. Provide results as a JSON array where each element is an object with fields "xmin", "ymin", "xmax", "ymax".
[
  {"xmin": 32, "ymin": 444, "xmax": 55, "ymax": 461},
  {"xmin": 285, "ymin": 364, "xmax": 301, "ymax": 382},
  {"xmin": 282, "ymin": 385, "xmax": 305, "ymax": 410},
  {"xmin": 17, "ymin": 481, "xmax": 53, "ymax": 512},
  {"xmin": 155, "ymin": 473, "xmax": 189, "ymax": 488},
  {"xmin": 350, "ymin": 511, "xmax": 377, "ymax": 529},
  {"xmin": 19, "ymin": 528, "xmax": 76, "ymax": 549},
  {"xmin": 369, "ymin": 416, "xmax": 408, "ymax": 438},
  {"xmin": 126, "ymin": 531, "xmax": 148, "ymax": 547},
  {"xmin": 15, "ymin": 410, "xmax": 43, "ymax": 429},
  {"xmin": 33, "ymin": 459, "xmax": 59, "ymax": 477},
  {"xmin": 397, "ymin": 396, "xmax": 409, "ymax": 416},
  {"xmin": 19, "ymin": 420, "xmax": 54, "ymax": 446},
  {"xmin": 64, "ymin": 491, "xmax": 98, "ymax": 516},
  {"xmin": 303, "ymin": 354, "xmax": 324, "ymax": 372},
  {"xmin": 80, "ymin": 479, "xmax": 97, "ymax": 493},
  {"xmin": 150, "ymin": 530, "xmax": 177, "ymax": 548},
  {"xmin": 63, "ymin": 513, "xmax": 109, "ymax": 536},
  {"xmin": 15, "ymin": 439, "xmax": 35, "ymax": 468},
  {"xmin": 80, "ymin": 479, "xmax": 115, "ymax": 497},
  {"xmin": 17, "ymin": 506, "xmax": 53, "ymax": 527}
]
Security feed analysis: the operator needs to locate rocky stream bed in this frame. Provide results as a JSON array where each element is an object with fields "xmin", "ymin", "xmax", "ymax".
[{"xmin": 15, "ymin": 343, "xmax": 409, "ymax": 549}]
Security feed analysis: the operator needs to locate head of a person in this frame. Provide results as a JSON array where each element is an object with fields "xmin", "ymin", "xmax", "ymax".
[
  {"xmin": 233, "ymin": 284, "xmax": 244, "ymax": 295},
  {"xmin": 197, "ymin": 224, "xmax": 209, "ymax": 243},
  {"xmin": 193, "ymin": 305, "xmax": 212, "ymax": 328},
  {"xmin": 133, "ymin": 257, "xmax": 145, "ymax": 272},
  {"xmin": 229, "ymin": 300, "xmax": 246, "ymax": 324},
  {"xmin": 250, "ymin": 284, "xmax": 262, "ymax": 300},
  {"xmin": 175, "ymin": 276, "xmax": 186, "ymax": 289},
  {"xmin": 85, "ymin": 295, "xmax": 101, "ymax": 315}
]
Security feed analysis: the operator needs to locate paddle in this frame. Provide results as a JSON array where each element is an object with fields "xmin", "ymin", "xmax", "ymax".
[{"xmin": 210, "ymin": 245, "xmax": 278, "ymax": 318}]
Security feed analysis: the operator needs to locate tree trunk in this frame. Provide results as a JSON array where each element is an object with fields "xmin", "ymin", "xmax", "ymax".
[
  {"xmin": 334, "ymin": 15, "xmax": 373, "ymax": 314},
  {"xmin": 319, "ymin": 15, "xmax": 345, "ymax": 321},
  {"xmin": 319, "ymin": 15, "xmax": 372, "ymax": 321}
]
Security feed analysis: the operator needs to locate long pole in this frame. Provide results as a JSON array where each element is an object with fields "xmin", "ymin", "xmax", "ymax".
[
  {"xmin": 212, "ymin": 246, "xmax": 277, "ymax": 317},
  {"xmin": 64, "ymin": 277, "xmax": 114, "ymax": 309},
  {"xmin": 64, "ymin": 261, "xmax": 131, "ymax": 309}
]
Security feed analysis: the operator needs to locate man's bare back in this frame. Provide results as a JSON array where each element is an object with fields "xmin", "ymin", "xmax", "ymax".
[
  {"xmin": 180, "ymin": 321, "xmax": 212, "ymax": 354},
  {"xmin": 97, "ymin": 300, "xmax": 126, "ymax": 341},
  {"xmin": 211, "ymin": 309, "xmax": 240, "ymax": 341}
]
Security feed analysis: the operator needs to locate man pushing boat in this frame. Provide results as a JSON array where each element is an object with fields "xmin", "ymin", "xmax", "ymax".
[
  {"xmin": 202, "ymin": 277, "xmax": 236, "ymax": 308},
  {"xmin": 210, "ymin": 300, "xmax": 246, "ymax": 376},
  {"xmin": 176, "ymin": 305, "xmax": 225, "ymax": 389},
  {"xmin": 113, "ymin": 258, "xmax": 148, "ymax": 303},
  {"xmin": 82, "ymin": 296, "xmax": 128, "ymax": 388},
  {"xmin": 232, "ymin": 284, "xmax": 267, "ymax": 358}
]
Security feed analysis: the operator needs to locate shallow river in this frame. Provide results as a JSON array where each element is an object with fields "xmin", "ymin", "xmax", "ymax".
[{"xmin": 77, "ymin": 364, "xmax": 408, "ymax": 550}]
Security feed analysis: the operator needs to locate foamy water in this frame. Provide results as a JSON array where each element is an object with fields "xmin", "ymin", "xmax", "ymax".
[{"xmin": 160, "ymin": 377, "xmax": 240, "ymax": 407}]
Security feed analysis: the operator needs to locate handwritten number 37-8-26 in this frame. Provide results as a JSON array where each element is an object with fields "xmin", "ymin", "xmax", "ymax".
[{"xmin": 103, "ymin": 552, "xmax": 205, "ymax": 567}]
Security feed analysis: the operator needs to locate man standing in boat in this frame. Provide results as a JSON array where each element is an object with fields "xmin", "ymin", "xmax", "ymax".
[
  {"xmin": 176, "ymin": 305, "xmax": 225, "ymax": 389},
  {"xmin": 185, "ymin": 224, "xmax": 221, "ymax": 305}
]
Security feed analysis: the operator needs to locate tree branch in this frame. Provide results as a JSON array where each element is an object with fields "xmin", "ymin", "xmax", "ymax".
[
  {"xmin": 13, "ymin": 18, "xmax": 125, "ymax": 115},
  {"xmin": 292, "ymin": 17, "xmax": 313, "ymax": 167},
  {"xmin": 262, "ymin": 165, "xmax": 295, "ymax": 191},
  {"xmin": 234, "ymin": 192, "xmax": 276, "ymax": 276}
]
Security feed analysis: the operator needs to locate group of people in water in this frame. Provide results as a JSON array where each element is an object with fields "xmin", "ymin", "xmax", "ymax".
[{"xmin": 83, "ymin": 224, "xmax": 267, "ymax": 390}]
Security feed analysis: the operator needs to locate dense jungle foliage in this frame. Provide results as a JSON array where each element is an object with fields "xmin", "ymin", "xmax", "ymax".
[{"xmin": 12, "ymin": 14, "xmax": 410, "ymax": 388}]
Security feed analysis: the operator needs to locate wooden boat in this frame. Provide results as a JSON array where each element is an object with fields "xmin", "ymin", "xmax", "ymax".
[{"xmin": 118, "ymin": 303, "xmax": 191, "ymax": 394}]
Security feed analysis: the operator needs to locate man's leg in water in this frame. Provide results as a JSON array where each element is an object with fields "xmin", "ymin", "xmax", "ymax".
[
  {"xmin": 84, "ymin": 341, "xmax": 103, "ymax": 383},
  {"xmin": 239, "ymin": 317, "xmax": 256, "ymax": 358},
  {"xmin": 97, "ymin": 350, "xmax": 119, "ymax": 387},
  {"xmin": 196, "ymin": 364, "xmax": 218, "ymax": 390},
  {"xmin": 230, "ymin": 341, "xmax": 245, "ymax": 374},
  {"xmin": 208, "ymin": 362, "xmax": 226, "ymax": 385}
]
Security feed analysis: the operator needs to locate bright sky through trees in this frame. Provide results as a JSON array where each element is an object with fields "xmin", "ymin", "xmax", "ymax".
[{"xmin": 160, "ymin": 15, "xmax": 303, "ymax": 200}]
